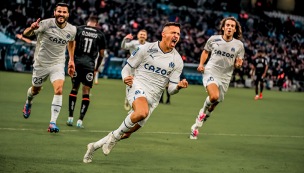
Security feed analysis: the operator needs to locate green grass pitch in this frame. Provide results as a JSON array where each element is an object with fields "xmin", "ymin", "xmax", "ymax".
[{"xmin": 0, "ymin": 71, "xmax": 303, "ymax": 173}]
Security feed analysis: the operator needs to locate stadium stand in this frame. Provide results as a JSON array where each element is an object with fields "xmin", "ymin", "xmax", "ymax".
[{"xmin": 1, "ymin": 0, "xmax": 303, "ymax": 91}]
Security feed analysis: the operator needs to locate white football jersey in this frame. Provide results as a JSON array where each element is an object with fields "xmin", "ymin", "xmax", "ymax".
[
  {"xmin": 122, "ymin": 39, "xmax": 149, "ymax": 54},
  {"xmin": 127, "ymin": 41, "xmax": 184, "ymax": 100},
  {"xmin": 34, "ymin": 18, "xmax": 76, "ymax": 66},
  {"xmin": 204, "ymin": 35, "xmax": 244, "ymax": 82}
]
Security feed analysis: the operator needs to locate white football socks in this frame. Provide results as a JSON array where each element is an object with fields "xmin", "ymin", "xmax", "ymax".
[
  {"xmin": 26, "ymin": 87, "xmax": 36, "ymax": 105},
  {"xmin": 50, "ymin": 95, "xmax": 62, "ymax": 123},
  {"xmin": 95, "ymin": 71, "xmax": 99, "ymax": 82},
  {"xmin": 202, "ymin": 96, "xmax": 213, "ymax": 114},
  {"xmin": 113, "ymin": 113, "xmax": 135, "ymax": 139},
  {"xmin": 94, "ymin": 134, "xmax": 110, "ymax": 149}
]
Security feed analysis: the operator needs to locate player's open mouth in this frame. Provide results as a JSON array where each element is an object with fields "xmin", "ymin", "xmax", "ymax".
[{"xmin": 171, "ymin": 39, "xmax": 177, "ymax": 47}]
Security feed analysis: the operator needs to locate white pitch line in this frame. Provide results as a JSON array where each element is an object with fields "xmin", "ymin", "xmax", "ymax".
[{"xmin": 0, "ymin": 128, "xmax": 304, "ymax": 138}]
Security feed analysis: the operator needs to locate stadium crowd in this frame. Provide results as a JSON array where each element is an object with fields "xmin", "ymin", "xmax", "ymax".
[{"xmin": 1, "ymin": 0, "xmax": 304, "ymax": 90}]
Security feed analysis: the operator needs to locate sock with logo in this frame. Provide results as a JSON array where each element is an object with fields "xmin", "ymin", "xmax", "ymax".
[
  {"xmin": 113, "ymin": 113, "xmax": 135, "ymax": 139},
  {"xmin": 50, "ymin": 95, "xmax": 62, "ymax": 123},
  {"xmin": 69, "ymin": 90, "xmax": 78, "ymax": 118},
  {"xmin": 79, "ymin": 95, "xmax": 90, "ymax": 121}
]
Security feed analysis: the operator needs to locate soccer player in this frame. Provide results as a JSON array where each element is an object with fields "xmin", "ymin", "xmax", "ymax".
[
  {"xmin": 190, "ymin": 17, "xmax": 244, "ymax": 139},
  {"xmin": 94, "ymin": 49, "xmax": 108, "ymax": 84},
  {"xmin": 66, "ymin": 17, "xmax": 106, "ymax": 128},
  {"xmin": 22, "ymin": 3, "xmax": 76, "ymax": 133},
  {"xmin": 83, "ymin": 22, "xmax": 188, "ymax": 163},
  {"xmin": 251, "ymin": 49, "xmax": 268, "ymax": 99},
  {"xmin": 121, "ymin": 30, "xmax": 149, "ymax": 110}
]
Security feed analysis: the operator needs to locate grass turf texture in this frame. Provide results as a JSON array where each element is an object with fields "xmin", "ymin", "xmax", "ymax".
[{"xmin": 0, "ymin": 71, "xmax": 303, "ymax": 173}]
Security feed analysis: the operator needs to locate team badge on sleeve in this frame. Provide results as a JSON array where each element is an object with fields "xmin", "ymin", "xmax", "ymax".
[{"xmin": 132, "ymin": 47, "xmax": 139, "ymax": 56}]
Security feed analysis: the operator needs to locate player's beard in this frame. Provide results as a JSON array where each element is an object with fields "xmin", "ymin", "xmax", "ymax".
[{"xmin": 55, "ymin": 15, "xmax": 68, "ymax": 25}]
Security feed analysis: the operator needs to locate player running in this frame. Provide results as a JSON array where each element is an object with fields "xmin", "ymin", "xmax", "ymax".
[
  {"xmin": 251, "ymin": 49, "xmax": 268, "ymax": 99},
  {"xmin": 190, "ymin": 17, "xmax": 244, "ymax": 139},
  {"xmin": 94, "ymin": 49, "xmax": 108, "ymax": 84},
  {"xmin": 66, "ymin": 17, "xmax": 106, "ymax": 128},
  {"xmin": 121, "ymin": 30, "xmax": 149, "ymax": 110},
  {"xmin": 83, "ymin": 22, "xmax": 188, "ymax": 163},
  {"xmin": 22, "ymin": 3, "xmax": 76, "ymax": 133}
]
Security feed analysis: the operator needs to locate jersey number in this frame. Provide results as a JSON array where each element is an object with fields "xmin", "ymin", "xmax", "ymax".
[{"xmin": 83, "ymin": 38, "xmax": 93, "ymax": 53}]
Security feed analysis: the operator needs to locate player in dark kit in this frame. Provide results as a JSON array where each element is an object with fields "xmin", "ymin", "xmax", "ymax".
[
  {"xmin": 66, "ymin": 17, "xmax": 106, "ymax": 128},
  {"xmin": 251, "ymin": 49, "xmax": 268, "ymax": 100}
]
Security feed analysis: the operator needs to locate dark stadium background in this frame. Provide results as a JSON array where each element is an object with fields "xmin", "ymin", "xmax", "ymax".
[{"xmin": 1, "ymin": 0, "xmax": 304, "ymax": 91}]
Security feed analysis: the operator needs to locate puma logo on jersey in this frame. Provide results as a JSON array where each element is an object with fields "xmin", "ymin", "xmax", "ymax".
[
  {"xmin": 49, "ymin": 37, "xmax": 68, "ymax": 44},
  {"xmin": 149, "ymin": 55, "xmax": 154, "ymax": 59},
  {"xmin": 144, "ymin": 63, "xmax": 172, "ymax": 76},
  {"xmin": 214, "ymin": 49, "xmax": 234, "ymax": 58}
]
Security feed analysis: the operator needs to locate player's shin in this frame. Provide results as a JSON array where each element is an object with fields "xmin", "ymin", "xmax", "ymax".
[
  {"xmin": 94, "ymin": 134, "xmax": 110, "ymax": 149},
  {"xmin": 78, "ymin": 95, "xmax": 90, "ymax": 125},
  {"xmin": 69, "ymin": 90, "xmax": 78, "ymax": 118},
  {"xmin": 202, "ymin": 96, "xmax": 213, "ymax": 114},
  {"xmin": 95, "ymin": 71, "xmax": 99, "ymax": 83},
  {"xmin": 113, "ymin": 113, "xmax": 135, "ymax": 139},
  {"xmin": 260, "ymin": 82, "xmax": 264, "ymax": 93},
  {"xmin": 51, "ymin": 95, "xmax": 62, "ymax": 123},
  {"xmin": 27, "ymin": 87, "xmax": 37, "ymax": 104}
]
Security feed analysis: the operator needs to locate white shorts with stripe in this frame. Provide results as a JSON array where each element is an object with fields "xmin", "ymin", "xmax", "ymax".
[
  {"xmin": 32, "ymin": 63, "xmax": 65, "ymax": 87},
  {"xmin": 202, "ymin": 72, "xmax": 229, "ymax": 102},
  {"xmin": 126, "ymin": 83, "xmax": 159, "ymax": 127}
]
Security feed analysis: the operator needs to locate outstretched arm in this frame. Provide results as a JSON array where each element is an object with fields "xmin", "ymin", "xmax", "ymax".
[
  {"xmin": 24, "ymin": 18, "xmax": 40, "ymax": 37},
  {"xmin": 121, "ymin": 34, "xmax": 134, "ymax": 50},
  {"xmin": 16, "ymin": 34, "xmax": 32, "ymax": 44}
]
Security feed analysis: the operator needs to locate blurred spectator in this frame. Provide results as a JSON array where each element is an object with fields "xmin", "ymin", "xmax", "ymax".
[{"xmin": 0, "ymin": 0, "xmax": 303, "ymax": 90}]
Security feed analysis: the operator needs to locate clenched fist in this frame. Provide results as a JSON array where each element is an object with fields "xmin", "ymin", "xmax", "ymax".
[
  {"xmin": 177, "ymin": 79, "xmax": 188, "ymax": 90},
  {"xmin": 235, "ymin": 58, "xmax": 243, "ymax": 69},
  {"xmin": 124, "ymin": 75, "xmax": 134, "ymax": 86},
  {"xmin": 197, "ymin": 65, "xmax": 205, "ymax": 73}
]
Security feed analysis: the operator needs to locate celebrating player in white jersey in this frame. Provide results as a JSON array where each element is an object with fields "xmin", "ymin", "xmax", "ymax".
[
  {"xmin": 83, "ymin": 22, "xmax": 188, "ymax": 163},
  {"xmin": 121, "ymin": 30, "xmax": 149, "ymax": 110},
  {"xmin": 190, "ymin": 17, "xmax": 245, "ymax": 139},
  {"xmin": 22, "ymin": 3, "xmax": 76, "ymax": 133}
]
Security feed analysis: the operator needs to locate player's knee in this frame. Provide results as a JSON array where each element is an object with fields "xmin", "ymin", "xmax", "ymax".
[
  {"xmin": 122, "ymin": 133, "xmax": 132, "ymax": 138},
  {"xmin": 209, "ymin": 95, "xmax": 219, "ymax": 103},
  {"xmin": 135, "ymin": 109, "xmax": 149, "ymax": 120},
  {"xmin": 54, "ymin": 88, "xmax": 63, "ymax": 95},
  {"xmin": 32, "ymin": 87, "xmax": 41, "ymax": 95}
]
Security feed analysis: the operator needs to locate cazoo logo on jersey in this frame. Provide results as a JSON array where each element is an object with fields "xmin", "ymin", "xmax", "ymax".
[
  {"xmin": 144, "ymin": 63, "xmax": 172, "ymax": 76},
  {"xmin": 213, "ymin": 49, "xmax": 235, "ymax": 58},
  {"xmin": 49, "ymin": 37, "xmax": 68, "ymax": 44}
]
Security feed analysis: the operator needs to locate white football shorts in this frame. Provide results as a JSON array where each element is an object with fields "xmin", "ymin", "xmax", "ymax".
[
  {"xmin": 32, "ymin": 63, "xmax": 65, "ymax": 87},
  {"xmin": 202, "ymin": 73, "xmax": 229, "ymax": 102},
  {"xmin": 126, "ymin": 83, "xmax": 159, "ymax": 127}
]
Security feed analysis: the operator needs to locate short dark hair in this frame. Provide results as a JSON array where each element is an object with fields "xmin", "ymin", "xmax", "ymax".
[
  {"xmin": 163, "ymin": 22, "xmax": 181, "ymax": 29},
  {"xmin": 87, "ymin": 16, "xmax": 98, "ymax": 24},
  {"xmin": 55, "ymin": 2, "xmax": 69, "ymax": 12}
]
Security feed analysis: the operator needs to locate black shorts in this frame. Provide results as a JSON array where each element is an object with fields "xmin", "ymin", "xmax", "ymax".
[
  {"xmin": 255, "ymin": 74, "xmax": 264, "ymax": 85},
  {"xmin": 72, "ymin": 68, "xmax": 94, "ymax": 88}
]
